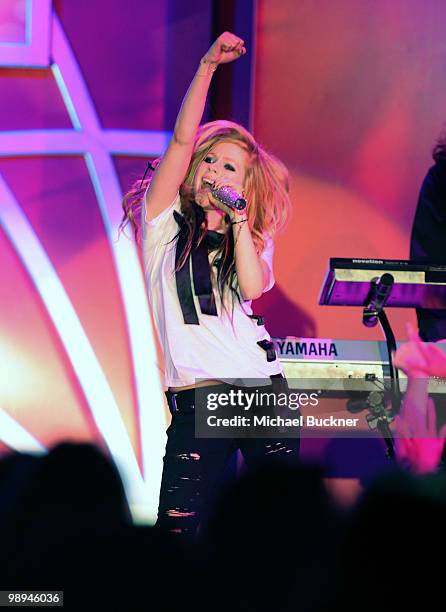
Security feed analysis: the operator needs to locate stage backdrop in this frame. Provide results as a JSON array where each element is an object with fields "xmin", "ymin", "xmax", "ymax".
[
  {"xmin": 0, "ymin": 0, "xmax": 213, "ymax": 521},
  {"xmin": 1, "ymin": 0, "xmax": 446, "ymax": 517},
  {"xmin": 254, "ymin": 0, "xmax": 446, "ymax": 341}
]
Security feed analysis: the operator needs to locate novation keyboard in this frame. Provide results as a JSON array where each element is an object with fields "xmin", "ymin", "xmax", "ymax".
[{"xmin": 319, "ymin": 258, "xmax": 446, "ymax": 308}]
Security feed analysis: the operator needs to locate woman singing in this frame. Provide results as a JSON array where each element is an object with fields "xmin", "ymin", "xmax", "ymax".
[{"xmin": 122, "ymin": 32, "xmax": 299, "ymax": 535}]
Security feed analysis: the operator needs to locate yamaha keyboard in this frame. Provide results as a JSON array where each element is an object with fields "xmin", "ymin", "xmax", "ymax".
[
  {"xmin": 319, "ymin": 258, "xmax": 446, "ymax": 308},
  {"xmin": 273, "ymin": 337, "xmax": 446, "ymax": 393}
]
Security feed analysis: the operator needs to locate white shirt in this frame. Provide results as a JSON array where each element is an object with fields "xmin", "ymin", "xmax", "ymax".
[{"xmin": 142, "ymin": 194, "xmax": 283, "ymax": 387}]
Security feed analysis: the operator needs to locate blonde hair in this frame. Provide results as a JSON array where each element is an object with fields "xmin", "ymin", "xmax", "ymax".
[
  {"xmin": 121, "ymin": 120, "xmax": 290, "ymax": 245},
  {"xmin": 121, "ymin": 120, "xmax": 291, "ymax": 304}
]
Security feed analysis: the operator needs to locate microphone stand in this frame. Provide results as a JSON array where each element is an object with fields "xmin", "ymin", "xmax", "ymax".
[
  {"xmin": 360, "ymin": 275, "xmax": 401, "ymax": 459},
  {"xmin": 375, "ymin": 310, "xmax": 399, "ymax": 459}
]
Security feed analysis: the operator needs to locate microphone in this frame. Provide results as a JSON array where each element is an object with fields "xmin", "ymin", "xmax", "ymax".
[
  {"xmin": 362, "ymin": 273, "xmax": 394, "ymax": 327},
  {"xmin": 210, "ymin": 185, "xmax": 247, "ymax": 211}
]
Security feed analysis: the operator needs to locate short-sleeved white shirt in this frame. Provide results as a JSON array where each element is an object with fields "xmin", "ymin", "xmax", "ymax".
[{"xmin": 142, "ymin": 194, "xmax": 283, "ymax": 387}]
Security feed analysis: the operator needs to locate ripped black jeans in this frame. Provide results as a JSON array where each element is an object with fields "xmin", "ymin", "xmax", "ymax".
[{"xmin": 156, "ymin": 381, "xmax": 300, "ymax": 535}]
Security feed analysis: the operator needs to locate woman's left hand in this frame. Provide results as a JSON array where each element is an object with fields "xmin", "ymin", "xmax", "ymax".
[{"xmin": 207, "ymin": 178, "xmax": 247, "ymax": 220}]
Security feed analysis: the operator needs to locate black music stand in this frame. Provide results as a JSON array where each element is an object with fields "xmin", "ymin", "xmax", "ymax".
[
  {"xmin": 320, "ymin": 258, "xmax": 446, "ymax": 458},
  {"xmin": 320, "ymin": 269, "xmax": 403, "ymax": 458},
  {"xmin": 319, "ymin": 258, "xmax": 446, "ymax": 458}
]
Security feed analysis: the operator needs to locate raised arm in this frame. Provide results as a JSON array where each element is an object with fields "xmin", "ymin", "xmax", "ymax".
[
  {"xmin": 145, "ymin": 32, "xmax": 246, "ymax": 222},
  {"xmin": 393, "ymin": 324, "xmax": 446, "ymax": 473}
]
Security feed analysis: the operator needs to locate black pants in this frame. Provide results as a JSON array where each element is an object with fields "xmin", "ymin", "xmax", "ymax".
[{"xmin": 156, "ymin": 382, "xmax": 300, "ymax": 535}]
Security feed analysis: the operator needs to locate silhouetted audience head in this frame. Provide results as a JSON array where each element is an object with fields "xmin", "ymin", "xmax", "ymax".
[
  {"xmin": 333, "ymin": 469, "xmax": 446, "ymax": 611},
  {"xmin": 0, "ymin": 443, "xmax": 198, "ymax": 610},
  {"xmin": 200, "ymin": 463, "xmax": 341, "ymax": 612},
  {"xmin": 1, "ymin": 441, "xmax": 446, "ymax": 611},
  {"xmin": 25, "ymin": 442, "xmax": 131, "ymax": 522}
]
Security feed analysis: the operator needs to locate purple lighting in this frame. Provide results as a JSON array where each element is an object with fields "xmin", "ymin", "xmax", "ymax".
[
  {"xmin": 0, "ymin": 0, "xmax": 51, "ymax": 67},
  {"xmin": 0, "ymin": 0, "xmax": 26, "ymax": 44}
]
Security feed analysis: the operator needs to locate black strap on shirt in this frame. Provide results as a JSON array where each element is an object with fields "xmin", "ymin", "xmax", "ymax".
[{"xmin": 173, "ymin": 209, "xmax": 225, "ymax": 324}]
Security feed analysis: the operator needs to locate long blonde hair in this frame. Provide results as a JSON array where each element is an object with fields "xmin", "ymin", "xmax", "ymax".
[{"xmin": 121, "ymin": 120, "xmax": 291, "ymax": 300}]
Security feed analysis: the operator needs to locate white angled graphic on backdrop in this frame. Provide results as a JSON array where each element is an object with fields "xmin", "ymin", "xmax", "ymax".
[{"xmin": 0, "ymin": 1, "xmax": 168, "ymax": 523}]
